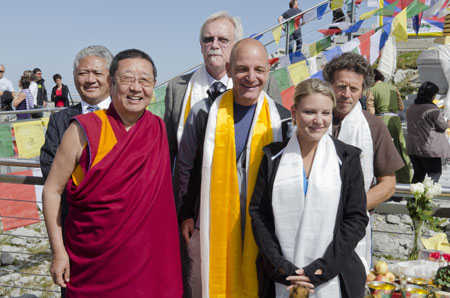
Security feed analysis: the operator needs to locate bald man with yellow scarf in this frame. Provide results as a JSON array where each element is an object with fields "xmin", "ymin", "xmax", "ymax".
[{"xmin": 175, "ymin": 38, "xmax": 291, "ymax": 298}]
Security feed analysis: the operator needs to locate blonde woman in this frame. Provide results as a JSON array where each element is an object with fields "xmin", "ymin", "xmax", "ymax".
[{"xmin": 250, "ymin": 79, "xmax": 368, "ymax": 298}]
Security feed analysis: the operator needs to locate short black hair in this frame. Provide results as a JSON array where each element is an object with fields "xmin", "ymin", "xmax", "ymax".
[
  {"xmin": 109, "ymin": 49, "xmax": 157, "ymax": 82},
  {"xmin": 33, "ymin": 68, "xmax": 41, "ymax": 74},
  {"xmin": 373, "ymin": 69, "xmax": 385, "ymax": 82},
  {"xmin": 415, "ymin": 81, "xmax": 439, "ymax": 104},
  {"xmin": 53, "ymin": 73, "xmax": 62, "ymax": 82}
]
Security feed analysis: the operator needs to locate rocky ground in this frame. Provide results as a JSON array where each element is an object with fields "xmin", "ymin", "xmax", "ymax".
[{"xmin": 0, "ymin": 212, "xmax": 58, "ymax": 298}]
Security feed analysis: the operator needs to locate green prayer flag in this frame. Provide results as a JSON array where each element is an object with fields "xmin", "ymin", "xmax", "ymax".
[
  {"xmin": 375, "ymin": 0, "xmax": 399, "ymax": 17},
  {"xmin": 285, "ymin": 19, "xmax": 295, "ymax": 36},
  {"xmin": 0, "ymin": 124, "xmax": 14, "ymax": 157},
  {"xmin": 272, "ymin": 68, "xmax": 292, "ymax": 92},
  {"xmin": 315, "ymin": 36, "xmax": 332, "ymax": 54},
  {"xmin": 147, "ymin": 101, "xmax": 165, "ymax": 118},
  {"xmin": 154, "ymin": 84, "xmax": 167, "ymax": 103},
  {"xmin": 406, "ymin": 0, "xmax": 429, "ymax": 18}
]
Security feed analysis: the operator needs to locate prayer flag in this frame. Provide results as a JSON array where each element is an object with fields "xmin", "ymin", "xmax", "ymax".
[
  {"xmin": 423, "ymin": 0, "xmax": 446, "ymax": 18},
  {"xmin": 13, "ymin": 121, "xmax": 45, "ymax": 159},
  {"xmin": 272, "ymin": 68, "xmax": 292, "ymax": 92},
  {"xmin": 280, "ymin": 85, "xmax": 296, "ymax": 110},
  {"xmin": 370, "ymin": 29, "xmax": 383, "ymax": 64},
  {"xmin": 368, "ymin": 0, "xmax": 379, "ymax": 7},
  {"xmin": 307, "ymin": 57, "xmax": 319, "ymax": 75},
  {"xmin": 318, "ymin": 28, "xmax": 342, "ymax": 36},
  {"xmin": 294, "ymin": 15, "xmax": 302, "ymax": 30},
  {"xmin": 360, "ymin": 7, "xmax": 382, "ymax": 20},
  {"xmin": 309, "ymin": 42, "xmax": 317, "ymax": 57},
  {"xmin": 413, "ymin": 13, "xmax": 423, "ymax": 34},
  {"xmin": 358, "ymin": 30, "xmax": 375, "ymax": 61},
  {"xmin": 148, "ymin": 101, "xmax": 165, "ymax": 118},
  {"xmin": 376, "ymin": 0, "xmax": 399, "ymax": 16},
  {"xmin": 315, "ymin": 36, "xmax": 332, "ymax": 53},
  {"xmin": 0, "ymin": 170, "xmax": 40, "ymax": 231},
  {"xmin": 406, "ymin": 0, "xmax": 429, "ymax": 18},
  {"xmin": 323, "ymin": 46, "xmax": 343, "ymax": 62},
  {"xmin": 0, "ymin": 124, "xmax": 14, "ymax": 157},
  {"xmin": 268, "ymin": 57, "xmax": 280, "ymax": 65},
  {"xmin": 379, "ymin": 21, "xmax": 392, "ymax": 49},
  {"xmin": 378, "ymin": 35, "xmax": 397, "ymax": 79},
  {"xmin": 392, "ymin": 7, "xmax": 408, "ymax": 41},
  {"xmin": 341, "ymin": 38, "xmax": 361, "ymax": 53},
  {"xmin": 311, "ymin": 70, "xmax": 324, "ymax": 80},
  {"xmin": 287, "ymin": 19, "xmax": 296, "ymax": 35},
  {"xmin": 288, "ymin": 60, "xmax": 310, "ymax": 86},
  {"xmin": 279, "ymin": 55, "xmax": 292, "ymax": 68},
  {"xmin": 289, "ymin": 51, "xmax": 307, "ymax": 64},
  {"xmin": 317, "ymin": 3, "xmax": 328, "ymax": 19},
  {"xmin": 343, "ymin": 20, "xmax": 364, "ymax": 32},
  {"xmin": 272, "ymin": 25, "xmax": 282, "ymax": 45},
  {"xmin": 303, "ymin": 10, "xmax": 316, "ymax": 23},
  {"xmin": 331, "ymin": 0, "xmax": 344, "ymax": 10},
  {"xmin": 250, "ymin": 33, "xmax": 263, "ymax": 40}
]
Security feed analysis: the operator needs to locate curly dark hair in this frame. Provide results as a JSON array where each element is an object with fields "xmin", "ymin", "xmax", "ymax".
[{"xmin": 323, "ymin": 52, "xmax": 375, "ymax": 90}]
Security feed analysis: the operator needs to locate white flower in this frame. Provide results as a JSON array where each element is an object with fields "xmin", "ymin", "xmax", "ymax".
[
  {"xmin": 410, "ymin": 182, "xmax": 425, "ymax": 194},
  {"xmin": 423, "ymin": 177, "xmax": 434, "ymax": 188},
  {"xmin": 425, "ymin": 190, "xmax": 434, "ymax": 200},
  {"xmin": 428, "ymin": 184, "xmax": 442, "ymax": 197}
]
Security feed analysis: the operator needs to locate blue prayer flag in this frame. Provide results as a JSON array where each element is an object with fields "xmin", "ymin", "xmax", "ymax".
[
  {"xmin": 317, "ymin": 3, "xmax": 328, "ymax": 20},
  {"xmin": 289, "ymin": 51, "xmax": 307, "ymax": 64},
  {"xmin": 343, "ymin": 20, "xmax": 364, "ymax": 33},
  {"xmin": 323, "ymin": 46, "xmax": 343, "ymax": 62}
]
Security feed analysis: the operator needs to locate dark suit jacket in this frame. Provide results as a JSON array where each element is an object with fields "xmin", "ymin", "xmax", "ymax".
[
  {"xmin": 40, "ymin": 103, "xmax": 82, "ymax": 222},
  {"xmin": 163, "ymin": 72, "xmax": 283, "ymax": 167}
]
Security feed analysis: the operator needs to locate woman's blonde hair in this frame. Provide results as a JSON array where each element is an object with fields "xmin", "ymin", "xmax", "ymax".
[{"xmin": 293, "ymin": 78, "xmax": 336, "ymax": 107}]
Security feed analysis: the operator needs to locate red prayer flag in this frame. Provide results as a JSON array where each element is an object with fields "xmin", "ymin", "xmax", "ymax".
[
  {"xmin": 295, "ymin": 15, "xmax": 302, "ymax": 30},
  {"xmin": 268, "ymin": 57, "xmax": 279, "ymax": 65},
  {"xmin": 0, "ymin": 170, "xmax": 40, "ymax": 231},
  {"xmin": 281, "ymin": 85, "xmax": 296, "ymax": 110},
  {"xmin": 318, "ymin": 28, "xmax": 342, "ymax": 36}
]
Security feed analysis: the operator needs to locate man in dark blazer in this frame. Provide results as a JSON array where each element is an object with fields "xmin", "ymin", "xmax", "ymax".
[
  {"xmin": 164, "ymin": 11, "xmax": 283, "ymax": 168},
  {"xmin": 40, "ymin": 45, "xmax": 113, "ymax": 297}
]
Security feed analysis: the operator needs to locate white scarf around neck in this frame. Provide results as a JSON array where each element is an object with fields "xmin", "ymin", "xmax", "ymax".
[
  {"xmin": 176, "ymin": 65, "xmax": 233, "ymax": 146},
  {"xmin": 199, "ymin": 90, "xmax": 282, "ymax": 297},
  {"xmin": 328, "ymin": 101, "xmax": 373, "ymax": 274},
  {"xmin": 272, "ymin": 134, "xmax": 342, "ymax": 298}
]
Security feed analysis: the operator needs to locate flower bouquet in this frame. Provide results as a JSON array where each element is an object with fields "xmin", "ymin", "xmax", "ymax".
[{"xmin": 407, "ymin": 177, "xmax": 442, "ymax": 260}]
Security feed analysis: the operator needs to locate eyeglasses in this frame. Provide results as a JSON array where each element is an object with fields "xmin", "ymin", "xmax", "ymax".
[
  {"xmin": 201, "ymin": 36, "xmax": 232, "ymax": 47},
  {"xmin": 0, "ymin": 71, "xmax": 4, "ymax": 73},
  {"xmin": 117, "ymin": 76, "xmax": 155, "ymax": 88}
]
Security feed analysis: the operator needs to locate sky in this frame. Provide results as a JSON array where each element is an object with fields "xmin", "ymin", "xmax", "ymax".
[{"xmin": 1, "ymin": 0, "xmax": 375, "ymax": 99}]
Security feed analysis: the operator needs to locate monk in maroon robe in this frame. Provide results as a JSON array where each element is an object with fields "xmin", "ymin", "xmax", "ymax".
[{"xmin": 43, "ymin": 49, "xmax": 182, "ymax": 297}]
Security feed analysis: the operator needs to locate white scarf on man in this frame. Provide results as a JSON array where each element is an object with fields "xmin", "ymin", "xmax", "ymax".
[
  {"xmin": 272, "ymin": 134, "xmax": 342, "ymax": 298},
  {"xmin": 199, "ymin": 90, "xmax": 282, "ymax": 297},
  {"xmin": 176, "ymin": 65, "xmax": 233, "ymax": 145},
  {"xmin": 328, "ymin": 101, "xmax": 374, "ymax": 273}
]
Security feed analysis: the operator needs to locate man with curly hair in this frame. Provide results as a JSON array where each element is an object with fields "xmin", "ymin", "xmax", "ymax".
[{"xmin": 323, "ymin": 52, "xmax": 404, "ymax": 273}]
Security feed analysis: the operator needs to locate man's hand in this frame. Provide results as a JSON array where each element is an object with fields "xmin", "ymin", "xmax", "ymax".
[
  {"xmin": 51, "ymin": 251, "xmax": 70, "ymax": 287},
  {"xmin": 286, "ymin": 268, "xmax": 315, "ymax": 293},
  {"xmin": 181, "ymin": 218, "xmax": 194, "ymax": 244},
  {"xmin": 43, "ymin": 101, "xmax": 47, "ymax": 108}
]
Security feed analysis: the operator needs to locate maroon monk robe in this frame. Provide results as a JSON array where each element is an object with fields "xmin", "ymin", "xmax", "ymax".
[{"xmin": 64, "ymin": 105, "xmax": 182, "ymax": 297}]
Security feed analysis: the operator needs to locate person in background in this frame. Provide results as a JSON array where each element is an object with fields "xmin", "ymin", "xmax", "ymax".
[
  {"xmin": 278, "ymin": 0, "xmax": 303, "ymax": 54},
  {"xmin": 23, "ymin": 70, "xmax": 38, "ymax": 103},
  {"xmin": 13, "ymin": 75, "xmax": 34, "ymax": 119},
  {"xmin": 51, "ymin": 74, "xmax": 70, "ymax": 107},
  {"xmin": 406, "ymin": 81, "xmax": 450, "ymax": 183},
  {"xmin": 0, "ymin": 64, "xmax": 16, "ymax": 98},
  {"xmin": 367, "ymin": 69, "xmax": 411, "ymax": 184},
  {"xmin": 33, "ymin": 67, "xmax": 48, "ymax": 108},
  {"xmin": 250, "ymin": 79, "xmax": 368, "ymax": 298}
]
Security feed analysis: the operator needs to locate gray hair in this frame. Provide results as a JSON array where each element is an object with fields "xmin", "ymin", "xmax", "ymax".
[
  {"xmin": 199, "ymin": 11, "xmax": 244, "ymax": 43},
  {"xmin": 73, "ymin": 45, "xmax": 113, "ymax": 72}
]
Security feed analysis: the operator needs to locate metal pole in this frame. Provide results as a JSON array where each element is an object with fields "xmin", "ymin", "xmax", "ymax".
[{"xmin": 285, "ymin": 21, "xmax": 290, "ymax": 55}]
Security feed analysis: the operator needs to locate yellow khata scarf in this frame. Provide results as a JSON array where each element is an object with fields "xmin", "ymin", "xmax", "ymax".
[{"xmin": 209, "ymin": 90, "xmax": 273, "ymax": 297}]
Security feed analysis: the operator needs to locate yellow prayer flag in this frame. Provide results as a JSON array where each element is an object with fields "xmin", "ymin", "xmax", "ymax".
[
  {"xmin": 392, "ymin": 7, "xmax": 408, "ymax": 42},
  {"xmin": 272, "ymin": 25, "xmax": 282, "ymax": 45},
  {"xmin": 13, "ymin": 121, "xmax": 45, "ymax": 158},
  {"xmin": 309, "ymin": 43, "xmax": 317, "ymax": 57},
  {"xmin": 41, "ymin": 117, "xmax": 49, "ymax": 129},
  {"xmin": 360, "ymin": 7, "xmax": 380, "ymax": 20},
  {"xmin": 288, "ymin": 61, "xmax": 310, "ymax": 86},
  {"xmin": 331, "ymin": 0, "xmax": 343, "ymax": 10}
]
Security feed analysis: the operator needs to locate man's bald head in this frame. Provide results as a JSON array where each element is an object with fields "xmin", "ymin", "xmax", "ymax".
[
  {"xmin": 229, "ymin": 38, "xmax": 268, "ymax": 69},
  {"xmin": 226, "ymin": 38, "xmax": 269, "ymax": 106}
]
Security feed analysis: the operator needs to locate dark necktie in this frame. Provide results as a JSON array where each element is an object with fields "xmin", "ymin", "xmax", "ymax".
[
  {"xmin": 87, "ymin": 105, "xmax": 99, "ymax": 113},
  {"xmin": 208, "ymin": 81, "xmax": 227, "ymax": 101}
]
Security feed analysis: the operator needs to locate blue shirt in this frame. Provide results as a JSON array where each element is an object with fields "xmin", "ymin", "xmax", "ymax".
[{"xmin": 233, "ymin": 102, "xmax": 256, "ymax": 160}]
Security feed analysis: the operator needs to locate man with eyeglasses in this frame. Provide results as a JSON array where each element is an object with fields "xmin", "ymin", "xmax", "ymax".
[
  {"xmin": 0, "ymin": 64, "xmax": 15, "ymax": 98},
  {"xmin": 43, "ymin": 49, "xmax": 182, "ymax": 297},
  {"xmin": 164, "ymin": 11, "xmax": 282, "ymax": 169}
]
